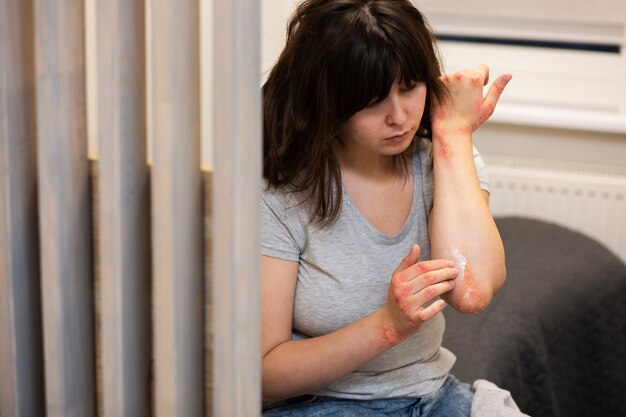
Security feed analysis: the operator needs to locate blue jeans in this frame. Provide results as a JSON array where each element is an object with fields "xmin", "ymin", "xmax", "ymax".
[{"xmin": 263, "ymin": 375, "xmax": 472, "ymax": 417}]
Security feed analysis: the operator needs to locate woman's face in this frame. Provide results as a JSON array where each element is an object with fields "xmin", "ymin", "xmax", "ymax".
[{"xmin": 338, "ymin": 81, "xmax": 427, "ymax": 157}]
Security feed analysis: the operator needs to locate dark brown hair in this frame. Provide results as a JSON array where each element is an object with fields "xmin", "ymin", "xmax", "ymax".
[{"xmin": 263, "ymin": 0, "xmax": 446, "ymax": 226}]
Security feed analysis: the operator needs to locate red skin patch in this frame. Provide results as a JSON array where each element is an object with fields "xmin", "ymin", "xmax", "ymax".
[
  {"xmin": 380, "ymin": 325, "xmax": 404, "ymax": 347},
  {"xmin": 436, "ymin": 144, "xmax": 453, "ymax": 159},
  {"xmin": 395, "ymin": 285, "xmax": 411, "ymax": 301},
  {"xmin": 458, "ymin": 265, "xmax": 488, "ymax": 313},
  {"xmin": 400, "ymin": 300, "xmax": 412, "ymax": 315}
]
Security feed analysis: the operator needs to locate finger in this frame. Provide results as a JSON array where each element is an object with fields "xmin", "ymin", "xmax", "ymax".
[
  {"xmin": 474, "ymin": 63, "xmax": 489, "ymax": 86},
  {"xmin": 483, "ymin": 73, "xmax": 512, "ymax": 111},
  {"xmin": 418, "ymin": 280, "xmax": 456, "ymax": 306},
  {"xmin": 410, "ymin": 267, "xmax": 459, "ymax": 291},
  {"xmin": 418, "ymin": 299, "xmax": 447, "ymax": 321},
  {"xmin": 400, "ymin": 280, "xmax": 455, "ymax": 316},
  {"xmin": 393, "ymin": 244, "xmax": 421, "ymax": 275},
  {"xmin": 407, "ymin": 258, "xmax": 455, "ymax": 278}
]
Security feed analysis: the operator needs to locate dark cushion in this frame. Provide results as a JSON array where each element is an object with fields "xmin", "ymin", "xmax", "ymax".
[{"xmin": 443, "ymin": 216, "xmax": 626, "ymax": 417}]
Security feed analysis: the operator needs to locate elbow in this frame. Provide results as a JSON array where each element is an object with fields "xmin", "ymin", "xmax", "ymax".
[
  {"xmin": 262, "ymin": 381, "xmax": 296, "ymax": 405},
  {"xmin": 493, "ymin": 265, "xmax": 506, "ymax": 292},
  {"xmin": 261, "ymin": 350, "xmax": 293, "ymax": 404},
  {"xmin": 456, "ymin": 267, "xmax": 506, "ymax": 314},
  {"xmin": 262, "ymin": 392, "xmax": 281, "ymax": 406},
  {"xmin": 261, "ymin": 356, "xmax": 281, "ymax": 404},
  {"xmin": 456, "ymin": 289, "xmax": 491, "ymax": 314},
  {"xmin": 261, "ymin": 377, "xmax": 283, "ymax": 405},
  {"xmin": 443, "ymin": 285, "xmax": 492, "ymax": 314},
  {"xmin": 490, "ymin": 263, "xmax": 507, "ymax": 294}
]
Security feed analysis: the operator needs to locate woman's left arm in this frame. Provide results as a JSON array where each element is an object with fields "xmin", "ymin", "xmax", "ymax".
[{"xmin": 428, "ymin": 64, "xmax": 511, "ymax": 313}]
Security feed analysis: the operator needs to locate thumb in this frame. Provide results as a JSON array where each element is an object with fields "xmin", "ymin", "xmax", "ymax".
[
  {"xmin": 394, "ymin": 244, "xmax": 421, "ymax": 274},
  {"xmin": 484, "ymin": 73, "xmax": 512, "ymax": 111}
]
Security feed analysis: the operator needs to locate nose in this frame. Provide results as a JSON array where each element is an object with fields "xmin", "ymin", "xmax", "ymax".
[{"xmin": 385, "ymin": 94, "xmax": 407, "ymax": 126}]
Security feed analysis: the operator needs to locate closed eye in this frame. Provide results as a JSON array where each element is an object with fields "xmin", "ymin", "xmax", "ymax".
[{"xmin": 399, "ymin": 82, "xmax": 418, "ymax": 93}]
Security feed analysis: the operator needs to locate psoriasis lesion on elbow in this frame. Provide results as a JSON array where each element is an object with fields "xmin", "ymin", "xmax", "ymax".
[{"xmin": 450, "ymin": 248, "xmax": 490, "ymax": 314}]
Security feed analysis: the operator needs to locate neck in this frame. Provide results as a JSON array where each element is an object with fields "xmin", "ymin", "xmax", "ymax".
[{"xmin": 334, "ymin": 142, "xmax": 411, "ymax": 179}]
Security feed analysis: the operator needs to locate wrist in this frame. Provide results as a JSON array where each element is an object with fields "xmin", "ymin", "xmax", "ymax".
[
  {"xmin": 431, "ymin": 133, "xmax": 473, "ymax": 161},
  {"xmin": 431, "ymin": 126, "xmax": 472, "ymax": 144},
  {"xmin": 430, "ymin": 111, "xmax": 473, "ymax": 140},
  {"xmin": 375, "ymin": 306, "xmax": 422, "ymax": 347},
  {"xmin": 375, "ymin": 307, "xmax": 406, "ymax": 347}
]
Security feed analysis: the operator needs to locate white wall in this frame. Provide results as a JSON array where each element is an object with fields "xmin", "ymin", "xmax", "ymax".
[
  {"xmin": 418, "ymin": 0, "xmax": 626, "ymax": 167},
  {"xmin": 261, "ymin": 0, "xmax": 301, "ymax": 80}
]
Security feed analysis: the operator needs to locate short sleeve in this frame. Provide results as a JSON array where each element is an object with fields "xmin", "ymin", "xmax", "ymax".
[
  {"xmin": 260, "ymin": 187, "xmax": 305, "ymax": 262},
  {"xmin": 473, "ymin": 145, "xmax": 491, "ymax": 194}
]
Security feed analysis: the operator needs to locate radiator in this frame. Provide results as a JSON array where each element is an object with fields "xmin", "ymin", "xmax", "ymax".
[{"xmin": 484, "ymin": 155, "xmax": 626, "ymax": 263}]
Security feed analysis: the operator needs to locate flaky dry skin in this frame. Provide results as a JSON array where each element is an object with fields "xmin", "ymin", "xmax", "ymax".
[
  {"xmin": 456, "ymin": 265, "xmax": 488, "ymax": 313},
  {"xmin": 449, "ymin": 249, "xmax": 488, "ymax": 313},
  {"xmin": 379, "ymin": 324, "xmax": 405, "ymax": 347}
]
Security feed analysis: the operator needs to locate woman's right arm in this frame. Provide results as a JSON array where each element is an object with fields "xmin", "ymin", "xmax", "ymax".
[{"xmin": 261, "ymin": 244, "xmax": 458, "ymax": 403}]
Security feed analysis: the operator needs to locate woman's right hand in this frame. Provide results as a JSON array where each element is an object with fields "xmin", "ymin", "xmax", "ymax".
[{"xmin": 381, "ymin": 244, "xmax": 458, "ymax": 343}]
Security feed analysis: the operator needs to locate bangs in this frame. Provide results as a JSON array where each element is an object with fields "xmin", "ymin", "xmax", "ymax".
[{"xmin": 326, "ymin": 10, "xmax": 433, "ymax": 125}]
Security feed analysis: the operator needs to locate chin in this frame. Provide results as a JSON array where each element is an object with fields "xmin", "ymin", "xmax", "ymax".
[{"xmin": 383, "ymin": 138, "xmax": 413, "ymax": 155}]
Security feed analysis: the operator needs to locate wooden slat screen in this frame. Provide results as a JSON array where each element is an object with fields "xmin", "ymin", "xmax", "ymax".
[
  {"xmin": 97, "ymin": 0, "xmax": 151, "ymax": 416},
  {"xmin": 212, "ymin": 0, "xmax": 262, "ymax": 416},
  {"xmin": 150, "ymin": 0, "xmax": 204, "ymax": 415},
  {"xmin": 0, "ymin": 1, "xmax": 45, "ymax": 416},
  {"xmin": 0, "ymin": 0, "xmax": 261, "ymax": 416},
  {"xmin": 34, "ymin": 0, "xmax": 96, "ymax": 415}
]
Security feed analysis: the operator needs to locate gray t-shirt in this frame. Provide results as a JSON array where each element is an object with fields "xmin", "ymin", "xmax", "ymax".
[{"xmin": 261, "ymin": 139, "xmax": 491, "ymax": 400}]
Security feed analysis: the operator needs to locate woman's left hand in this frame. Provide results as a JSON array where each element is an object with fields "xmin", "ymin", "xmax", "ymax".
[{"xmin": 431, "ymin": 64, "xmax": 512, "ymax": 137}]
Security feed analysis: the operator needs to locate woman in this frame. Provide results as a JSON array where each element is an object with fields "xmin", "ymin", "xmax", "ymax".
[{"xmin": 260, "ymin": 0, "xmax": 518, "ymax": 415}]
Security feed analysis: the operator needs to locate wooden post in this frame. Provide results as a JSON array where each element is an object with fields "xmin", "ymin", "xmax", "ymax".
[
  {"xmin": 97, "ymin": 0, "xmax": 151, "ymax": 416},
  {"xmin": 150, "ymin": 0, "xmax": 204, "ymax": 415},
  {"xmin": 33, "ymin": 0, "xmax": 96, "ymax": 415},
  {"xmin": 213, "ymin": 0, "xmax": 262, "ymax": 415},
  {"xmin": 0, "ymin": 1, "xmax": 45, "ymax": 416}
]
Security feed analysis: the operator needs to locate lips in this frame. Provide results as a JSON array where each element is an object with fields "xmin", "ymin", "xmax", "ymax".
[{"xmin": 386, "ymin": 130, "xmax": 410, "ymax": 141}]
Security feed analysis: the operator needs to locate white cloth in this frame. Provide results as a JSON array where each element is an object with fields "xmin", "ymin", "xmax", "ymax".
[{"xmin": 471, "ymin": 379, "xmax": 531, "ymax": 417}]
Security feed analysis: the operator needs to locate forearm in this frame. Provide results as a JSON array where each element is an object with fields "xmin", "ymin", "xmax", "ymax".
[
  {"xmin": 262, "ymin": 308, "xmax": 399, "ymax": 402},
  {"xmin": 429, "ymin": 133, "xmax": 506, "ymax": 313}
]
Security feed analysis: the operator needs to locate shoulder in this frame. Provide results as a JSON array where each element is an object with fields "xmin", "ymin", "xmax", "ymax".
[
  {"xmin": 260, "ymin": 180, "xmax": 310, "ymax": 259},
  {"xmin": 261, "ymin": 180, "xmax": 307, "ymax": 216},
  {"xmin": 260, "ymin": 180, "xmax": 312, "ymax": 235}
]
